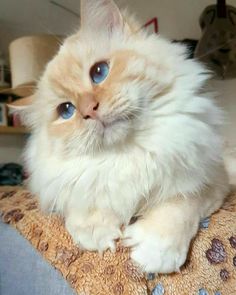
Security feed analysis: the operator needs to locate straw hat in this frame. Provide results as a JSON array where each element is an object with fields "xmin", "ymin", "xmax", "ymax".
[{"xmin": 1, "ymin": 35, "xmax": 62, "ymax": 98}]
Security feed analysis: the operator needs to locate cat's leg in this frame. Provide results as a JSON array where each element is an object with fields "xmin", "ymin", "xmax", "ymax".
[
  {"xmin": 123, "ymin": 184, "xmax": 229, "ymax": 273},
  {"xmin": 65, "ymin": 209, "xmax": 122, "ymax": 252}
]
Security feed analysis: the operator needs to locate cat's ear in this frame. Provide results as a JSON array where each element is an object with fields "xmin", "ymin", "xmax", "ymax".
[
  {"xmin": 8, "ymin": 96, "xmax": 34, "ymax": 113},
  {"xmin": 80, "ymin": 0, "xmax": 124, "ymax": 35},
  {"xmin": 8, "ymin": 96, "xmax": 36, "ymax": 128}
]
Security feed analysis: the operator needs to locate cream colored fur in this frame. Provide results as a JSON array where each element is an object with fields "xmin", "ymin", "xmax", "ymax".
[{"xmin": 17, "ymin": 0, "xmax": 229, "ymax": 273}]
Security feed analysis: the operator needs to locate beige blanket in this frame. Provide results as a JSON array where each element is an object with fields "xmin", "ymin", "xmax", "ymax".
[{"xmin": 0, "ymin": 189, "xmax": 236, "ymax": 295}]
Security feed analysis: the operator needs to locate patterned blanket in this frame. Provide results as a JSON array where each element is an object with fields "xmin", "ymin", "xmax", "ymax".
[{"xmin": 0, "ymin": 188, "xmax": 236, "ymax": 295}]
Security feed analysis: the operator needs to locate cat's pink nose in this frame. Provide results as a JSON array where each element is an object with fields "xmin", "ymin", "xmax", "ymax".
[{"xmin": 80, "ymin": 97, "xmax": 99, "ymax": 120}]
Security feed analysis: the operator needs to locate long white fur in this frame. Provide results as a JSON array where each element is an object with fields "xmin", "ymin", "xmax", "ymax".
[{"xmin": 20, "ymin": 0, "xmax": 229, "ymax": 273}]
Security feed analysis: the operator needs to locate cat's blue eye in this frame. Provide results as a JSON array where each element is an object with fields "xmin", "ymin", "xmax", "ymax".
[
  {"xmin": 57, "ymin": 102, "xmax": 76, "ymax": 119},
  {"xmin": 90, "ymin": 61, "xmax": 109, "ymax": 84}
]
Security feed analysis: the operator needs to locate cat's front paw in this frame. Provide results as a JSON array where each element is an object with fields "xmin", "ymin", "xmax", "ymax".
[
  {"xmin": 67, "ymin": 221, "xmax": 121, "ymax": 253},
  {"xmin": 123, "ymin": 222, "xmax": 189, "ymax": 273}
]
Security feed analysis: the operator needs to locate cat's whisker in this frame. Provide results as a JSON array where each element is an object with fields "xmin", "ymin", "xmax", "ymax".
[
  {"xmin": 127, "ymin": 106, "xmax": 143, "ymax": 118},
  {"xmin": 79, "ymin": 126, "xmax": 96, "ymax": 154},
  {"xmin": 41, "ymin": 180, "xmax": 64, "ymax": 238}
]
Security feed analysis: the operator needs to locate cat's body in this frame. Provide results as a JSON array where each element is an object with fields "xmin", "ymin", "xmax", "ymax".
[{"xmin": 16, "ymin": 0, "xmax": 229, "ymax": 273}]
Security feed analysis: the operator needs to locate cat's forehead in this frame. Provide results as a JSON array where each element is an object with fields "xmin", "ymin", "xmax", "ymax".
[
  {"xmin": 45, "ymin": 34, "xmax": 143, "ymax": 99},
  {"xmin": 45, "ymin": 38, "xmax": 94, "ymax": 97},
  {"xmin": 62, "ymin": 32, "xmax": 113, "ymax": 66}
]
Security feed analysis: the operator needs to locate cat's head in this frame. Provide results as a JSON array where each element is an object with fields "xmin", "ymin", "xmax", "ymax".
[{"xmin": 12, "ymin": 0, "xmax": 195, "ymax": 156}]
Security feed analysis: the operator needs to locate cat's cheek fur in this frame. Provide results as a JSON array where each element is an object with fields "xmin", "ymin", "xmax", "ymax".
[{"xmin": 102, "ymin": 119, "xmax": 132, "ymax": 146}]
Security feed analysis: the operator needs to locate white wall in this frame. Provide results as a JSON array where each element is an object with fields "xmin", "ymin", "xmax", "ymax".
[
  {"xmin": 0, "ymin": 0, "xmax": 235, "ymax": 164},
  {"xmin": 120, "ymin": 0, "xmax": 236, "ymax": 39},
  {"xmin": 0, "ymin": 0, "xmax": 79, "ymax": 56}
]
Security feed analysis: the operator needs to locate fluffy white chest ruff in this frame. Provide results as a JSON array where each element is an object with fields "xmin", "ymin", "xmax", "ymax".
[{"xmin": 28, "ymin": 138, "xmax": 157, "ymax": 223}]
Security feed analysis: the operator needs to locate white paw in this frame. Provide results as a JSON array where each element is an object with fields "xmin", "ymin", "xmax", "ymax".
[
  {"xmin": 123, "ymin": 222, "xmax": 189, "ymax": 273},
  {"xmin": 67, "ymin": 222, "xmax": 121, "ymax": 253}
]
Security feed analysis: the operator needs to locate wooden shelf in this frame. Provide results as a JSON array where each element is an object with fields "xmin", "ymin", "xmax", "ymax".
[
  {"xmin": 0, "ymin": 86, "xmax": 10, "ymax": 93},
  {"xmin": 0, "ymin": 126, "xmax": 28, "ymax": 135}
]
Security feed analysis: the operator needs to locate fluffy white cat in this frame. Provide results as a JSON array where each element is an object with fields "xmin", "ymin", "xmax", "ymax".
[{"xmin": 13, "ymin": 0, "xmax": 229, "ymax": 273}]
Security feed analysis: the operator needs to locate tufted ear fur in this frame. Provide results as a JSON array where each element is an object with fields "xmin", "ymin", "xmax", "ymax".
[
  {"xmin": 8, "ymin": 96, "xmax": 34, "ymax": 112},
  {"xmin": 7, "ymin": 96, "xmax": 35, "ymax": 128},
  {"xmin": 80, "ymin": 0, "xmax": 124, "ymax": 36}
]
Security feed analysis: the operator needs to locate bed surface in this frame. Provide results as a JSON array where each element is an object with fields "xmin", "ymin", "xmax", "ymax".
[{"xmin": 1, "ymin": 188, "xmax": 236, "ymax": 295}]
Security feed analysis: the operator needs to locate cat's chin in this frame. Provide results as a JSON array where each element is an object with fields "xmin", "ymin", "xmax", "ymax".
[{"xmin": 96, "ymin": 118, "xmax": 132, "ymax": 147}]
